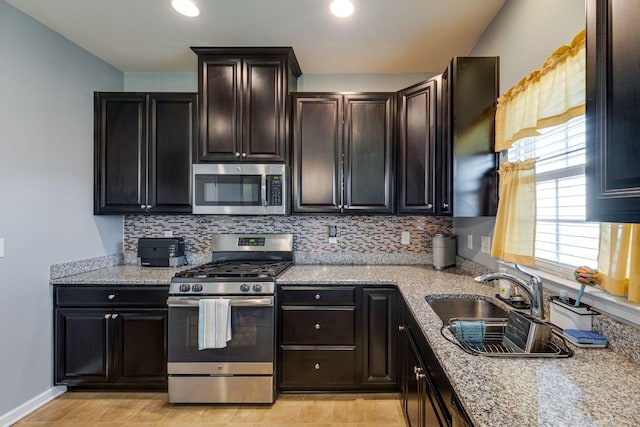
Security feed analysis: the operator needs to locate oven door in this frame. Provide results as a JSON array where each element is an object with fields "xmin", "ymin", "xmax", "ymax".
[{"xmin": 167, "ymin": 296, "xmax": 274, "ymax": 375}]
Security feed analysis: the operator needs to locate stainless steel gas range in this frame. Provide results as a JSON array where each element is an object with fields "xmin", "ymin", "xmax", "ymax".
[{"xmin": 166, "ymin": 233, "xmax": 292, "ymax": 404}]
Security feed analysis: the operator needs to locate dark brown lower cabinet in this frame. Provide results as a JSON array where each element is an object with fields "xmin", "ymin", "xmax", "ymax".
[
  {"xmin": 54, "ymin": 286, "xmax": 168, "ymax": 390},
  {"xmin": 399, "ymin": 296, "xmax": 472, "ymax": 427},
  {"xmin": 278, "ymin": 285, "xmax": 398, "ymax": 391}
]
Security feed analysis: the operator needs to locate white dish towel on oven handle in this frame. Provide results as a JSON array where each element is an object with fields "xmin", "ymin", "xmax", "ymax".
[{"xmin": 198, "ymin": 298, "xmax": 232, "ymax": 350}]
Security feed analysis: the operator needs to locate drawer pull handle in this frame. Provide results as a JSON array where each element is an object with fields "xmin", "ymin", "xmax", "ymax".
[
  {"xmin": 315, "ymin": 294, "xmax": 321, "ymax": 300},
  {"xmin": 108, "ymin": 294, "xmax": 116, "ymax": 300},
  {"xmin": 315, "ymin": 323, "xmax": 321, "ymax": 330},
  {"xmin": 314, "ymin": 362, "xmax": 320, "ymax": 370}
]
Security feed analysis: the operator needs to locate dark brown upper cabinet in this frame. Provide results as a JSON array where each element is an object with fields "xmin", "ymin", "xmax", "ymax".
[
  {"xmin": 397, "ymin": 57, "xmax": 498, "ymax": 217},
  {"xmin": 586, "ymin": 0, "xmax": 640, "ymax": 223},
  {"xmin": 292, "ymin": 93, "xmax": 395, "ymax": 214},
  {"xmin": 445, "ymin": 56, "xmax": 499, "ymax": 217},
  {"xmin": 94, "ymin": 92, "xmax": 196, "ymax": 215},
  {"xmin": 192, "ymin": 47, "xmax": 302, "ymax": 163},
  {"xmin": 397, "ymin": 78, "xmax": 440, "ymax": 215}
]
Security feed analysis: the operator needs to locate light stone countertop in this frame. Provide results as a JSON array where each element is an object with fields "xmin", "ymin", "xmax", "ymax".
[
  {"xmin": 278, "ymin": 265, "xmax": 640, "ymax": 427},
  {"xmin": 49, "ymin": 264, "xmax": 190, "ymax": 285},
  {"xmin": 50, "ymin": 263, "xmax": 640, "ymax": 426}
]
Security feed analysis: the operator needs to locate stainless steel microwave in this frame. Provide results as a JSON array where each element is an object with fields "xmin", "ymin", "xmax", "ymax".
[{"xmin": 192, "ymin": 163, "xmax": 287, "ymax": 215}]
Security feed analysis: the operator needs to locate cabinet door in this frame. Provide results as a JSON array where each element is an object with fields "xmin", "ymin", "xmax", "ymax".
[
  {"xmin": 94, "ymin": 93, "xmax": 147, "ymax": 214},
  {"xmin": 147, "ymin": 93, "xmax": 196, "ymax": 213},
  {"xmin": 437, "ymin": 72, "xmax": 452, "ymax": 216},
  {"xmin": 361, "ymin": 288, "xmax": 397, "ymax": 387},
  {"xmin": 292, "ymin": 94, "xmax": 343, "ymax": 213},
  {"xmin": 55, "ymin": 309, "xmax": 111, "ymax": 386},
  {"xmin": 449, "ymin": 57, "xmax": 499, "ymax": 217},
  {"xmin": 402, "ymin": 328, "xmax": 445, "ymax": 427},
  {"xmin": 243, "ymin": 58, "xmax": 286, "ymax": 161},
  {"xmin": 397, "ymin": 80, "xmax": 437, "ymax": 214},
  {"xmin": 344, "ymin": 94, "xmax": 395, "ymax": 213},
  {"xmin": 586, "ymin": 0, "xmax": 640, "ymax": 222},
  {"xmin": 112, "ymin": 309, "xmax": 168, "ymax": 387},
  {"xmin": 198, "ymin": 57, "xmax": 243, "ymax": 161}
]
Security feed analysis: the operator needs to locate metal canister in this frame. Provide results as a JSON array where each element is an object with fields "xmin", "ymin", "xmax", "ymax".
[{"xmin": 432, "ymin": 234, "xmax": 457, "ymax": 270}]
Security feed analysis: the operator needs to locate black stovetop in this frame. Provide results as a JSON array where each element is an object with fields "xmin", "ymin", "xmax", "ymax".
[{"xmin": 173, "ymin": 260, "xmax": 292, "ymax": 280}]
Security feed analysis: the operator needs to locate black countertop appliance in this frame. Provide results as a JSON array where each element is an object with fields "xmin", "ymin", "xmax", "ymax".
[{"xmin": 138, "ymin": 237, "xmax": 186, "ymax": 267}]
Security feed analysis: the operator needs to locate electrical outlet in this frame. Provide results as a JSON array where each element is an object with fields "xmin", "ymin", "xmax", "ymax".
[
  {"xmin": 328, "ymin": 225, "xmax": 337, "ymax": 244},
  {"xmin": 401, "ymin": 231, "xmax": 410, "ymax": 245},
  {"xmin": 481, "ymin": 236, "xmax": 491, "ymax": 254},
  {"xmin": 467, "ymin": 235, "xmax": 473, "ymax": 250},
  {"xmin": 163, "ymin": 230, "xmax": 173, "ymax": 237},
  {"xmin": 0, "ymin": 238, "xmax": 4, "ymax": 258}
]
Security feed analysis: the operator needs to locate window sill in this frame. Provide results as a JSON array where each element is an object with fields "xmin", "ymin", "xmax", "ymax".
[{"xmin": 527, "ymin": 267, "xmax": 640, "ymax": 328}]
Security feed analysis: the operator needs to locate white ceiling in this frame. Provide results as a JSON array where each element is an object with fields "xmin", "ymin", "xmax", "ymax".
[{"xmin": 7, "ymin": 0, "xmax": 506, "ymax": 74}]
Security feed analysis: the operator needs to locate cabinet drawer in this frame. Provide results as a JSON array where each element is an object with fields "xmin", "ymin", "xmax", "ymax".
[
  {"xmin": 55, "ymin": 286, "xmax": 168, "ymax": 307},
  {"xmin": 280, "ymin": 348, "xmax": 356, "ymax": 388},
  {"xmin": 280, "ymin": 286, "xmax": 355, "ymax": 306},
  {"xmin": 281, "ymin": 308, "xmax": 355, "ymax": 345}
]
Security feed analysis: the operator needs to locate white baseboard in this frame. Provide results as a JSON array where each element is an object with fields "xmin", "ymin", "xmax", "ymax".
[{"xmin": 0, "ymin": 386, "xmax": 66, "ymax": 427}]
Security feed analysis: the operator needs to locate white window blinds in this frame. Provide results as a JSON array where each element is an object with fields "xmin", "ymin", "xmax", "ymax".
[{"xmin": 507, "ymin": 115, "xmax": 599, "ymax": 270}]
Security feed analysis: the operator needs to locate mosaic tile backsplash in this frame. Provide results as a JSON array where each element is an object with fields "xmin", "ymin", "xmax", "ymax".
[{"xmin": 124, "ymin": 215, "xmax": 454, "ymax": 264}]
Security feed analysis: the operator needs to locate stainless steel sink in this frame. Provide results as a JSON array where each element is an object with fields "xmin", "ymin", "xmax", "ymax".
[
  {"xmin": 426, "ymin": 296, "xmax": 509, "ymax": 322},
  {"xmin": 426, "ymin": 296, "xmax": 573, "ymax": 358}
]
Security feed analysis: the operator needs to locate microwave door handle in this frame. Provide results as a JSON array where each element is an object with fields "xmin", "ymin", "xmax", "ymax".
[{"xmin": 262, "ymin": 176, "xmax": 268, "ymax": 207}]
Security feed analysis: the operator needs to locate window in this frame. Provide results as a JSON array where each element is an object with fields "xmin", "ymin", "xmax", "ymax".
[{"xmin": 507, "ymin": 115, "xmax": 599, "ymax": 272}]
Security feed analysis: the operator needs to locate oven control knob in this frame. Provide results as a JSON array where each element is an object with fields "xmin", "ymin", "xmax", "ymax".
[
  {"xmin": 179, "ymin": 284, "xmax": 191, "ymax": 293},
  {"xmin": 252, "ymin": 284, "xmax": 263, "ymax": 292},
  {"xmin": 240, "ymin": 284, "xmax": 251, "ymax": 292},
  {"xmin": 192, "ymin": 284, "xmax": 203, "ymax": 292}
]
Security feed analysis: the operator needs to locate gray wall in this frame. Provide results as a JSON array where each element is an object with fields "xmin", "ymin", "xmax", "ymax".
[
  {"xmin": 454, "ymin": 0, "xmax": 585, "ymax": 268},
  {"xmin": 0, "ymin": 1, "xmax": 123, "ymax": 417}
]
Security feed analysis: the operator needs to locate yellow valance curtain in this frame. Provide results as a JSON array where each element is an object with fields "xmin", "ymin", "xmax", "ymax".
[
  {"xmin": 494, "ymin": 30, "xmax": 586, "ymax": 152},
  {"xmin": 597, "ymin": 223, "xmax": 640, "ymax": 303},
  {"xmin": 491, "ymin": 159, "xmax": 536, "ymax": 265}
]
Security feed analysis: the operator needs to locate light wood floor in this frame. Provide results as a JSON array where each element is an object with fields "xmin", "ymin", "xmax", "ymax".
[{"xmin": 14, "ymin": 392, "xmax": 405, "ymax": 426}]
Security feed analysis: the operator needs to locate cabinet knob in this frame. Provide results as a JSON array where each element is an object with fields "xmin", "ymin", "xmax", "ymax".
[
  {"xmin": 398, "ymin": 325, "xmax": 405, "ymax": 331},
  {"xmin": 315, "ymin": 323, "xmax": 321, "ymax": 330},
  {"xmin": 141, "ymin": 204, "xmax": 146, "ymax": 209},
  {"xmin": 108, "ymin": 294, "xmax": 116, "ymax": 300},
  {"xmin": 112, "ymin": 314, "xmax": 118, "ymax": 319},
  {"xmin": 426, "ymin": 203, "xmax": 433, "ymax": 209},
  {"xmin": 315, "ymin": 293, "xmax": 321, "ymax": 300},
  {"xmin": 337, "ymin": 205, "xmax": 343, "ymax": 209},
  {"xmin": 242, "ymin": 153, "xmax": 247, "ymax": 158},
  {"xmin": 443, "ymin": 203, "xmax": 449, "ymax": 208},
  {"xmin": 146, "ymin": 204, "xmax": 152, "ymax": 209},
  {"xmin": 104, "ymin": 314, "xmax": 110, "ymax": 319},
  {"xmin": 235, "ymin": 152, "xmax": 241, "ymax": 157},
  {"xmin": 314, "ymin": 362, "xmax": 320, "ymax": 370}
]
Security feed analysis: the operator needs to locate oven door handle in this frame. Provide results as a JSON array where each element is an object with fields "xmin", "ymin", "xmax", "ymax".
[{"xmin": 167, "ymin": 296, "xmax": 274, "ymax": 307}]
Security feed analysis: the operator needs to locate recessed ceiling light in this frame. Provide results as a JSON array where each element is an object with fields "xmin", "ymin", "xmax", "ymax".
[
  {"xmin": 330, "ymin": 0, "xmax": 354, "ymax": 18},
  {"xmin": 171, "ymin": 0, "xmax": 200, "ymax": 17}
]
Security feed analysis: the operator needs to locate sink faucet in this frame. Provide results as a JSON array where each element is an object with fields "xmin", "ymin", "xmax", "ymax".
[{"xmin": 474, "ymin": 264, "xmax": 545, "ymax": 320}]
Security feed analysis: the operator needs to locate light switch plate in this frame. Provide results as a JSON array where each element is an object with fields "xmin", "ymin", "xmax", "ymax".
[
  {"xmin": 163, "ymin": 230, "xmax": 173, "ymax": 237},
  {"xmin": 401, "ymin": 231, "xmax": 410, "ymax": 245},
  {"xmin": 329, "ymin": 237, "xmax": 338, "ymax": 244},
  {"xmin": 481, "ymin": 236, "xmax": 491, "ymax": 254},
  {"xmin": 0, "ymin": 238, "xmax": 4, "ymax": 258}
]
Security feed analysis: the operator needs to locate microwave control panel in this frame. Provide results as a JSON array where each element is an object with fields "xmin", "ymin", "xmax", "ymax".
[{"xmin": 267, "ymin": 175, "xmax": 283, "ymax": 206}]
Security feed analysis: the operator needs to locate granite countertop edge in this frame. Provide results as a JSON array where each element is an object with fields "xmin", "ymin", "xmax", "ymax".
[{"xmin": 50, "ymin": 263, "xmax": 640, "ymax": 426}]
